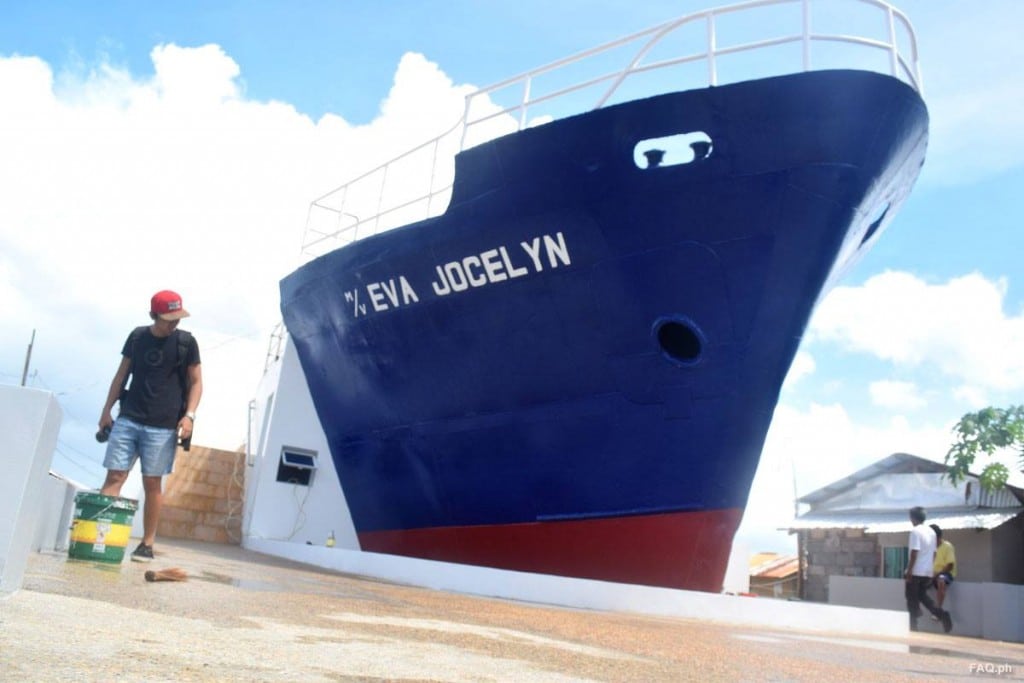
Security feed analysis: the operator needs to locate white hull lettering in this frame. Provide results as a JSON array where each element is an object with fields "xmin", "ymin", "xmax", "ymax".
[
  {"xmin": 481, "ymin": 249, "xmax": 507, "ymax": 283},
  {"xmin": 367, "ymin": 276, "xmax": 420, "ymax": 312},
  {"xmin": 400, "ymin": 275, "xmax": 419, "ymax": 304},
  {"xmin": 409, "ymin": 232, "xmax": 573, "ymax": 307},
  {"xmin": 432, "ymin": 265, "xmax": 451, "ymax": 296},
  {"xmin": 521, "ymin": 237, "xmax": 544, "ymax": 271},
  {"xmin": 544, "ymin": 232, "xmax": 571, "ymax": 268},
  {"xmin": 500, "ymin": 246, "xmax": 530, "ymax": 278},
  {"xmin": 464, "ymin": 255, "xmax": 488, "ymax": 287},
  {"xmin": 444, "ymin": 261, "xmax": 470, "ymax": 292}
]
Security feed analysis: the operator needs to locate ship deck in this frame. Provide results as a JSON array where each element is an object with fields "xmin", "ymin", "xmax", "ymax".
[{"xmin": 5, "ymin": 538, "xmax": 1021, "ymax": 681}]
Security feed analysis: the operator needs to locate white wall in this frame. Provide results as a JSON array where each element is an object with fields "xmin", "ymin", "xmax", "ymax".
[
  {"xmin": 31, "ymin": 474, "xmax": 82, "ymax": 553},
  {"xmin": 247, "ymin": 537, "xmax": 907, "ymax": 637},
  {"xmin": 830, "ymin": 575, "xmax": 1024, "ymax": 642},
  {"xmin": 877, "ymin": 528, "xmax": 1006, "ymax": 583},
  {"xmin": 0, "ymin": 385, "xmax": 62, "ymax": 594},
  {"xmin": 723, "ymin": 539, "xmax": 751, "ymax": 594},
  {"xmin": 243, "ymin": 339, "xmax": 357, "ymax": 549}
]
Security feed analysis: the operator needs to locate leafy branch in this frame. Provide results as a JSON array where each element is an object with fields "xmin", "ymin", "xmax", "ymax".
[{"xmin": 944, "ymin": 405, "xmax": 1024, "ymax": 491}]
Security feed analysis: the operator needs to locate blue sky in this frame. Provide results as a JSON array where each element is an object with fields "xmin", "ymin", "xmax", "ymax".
[
  {"xmin": 0, "ymin": 1, "xmax": 695, "ymax": 123},
  {"xmin": 1, "ymin": 0, "xmax": 1022, "ymax": 554}
]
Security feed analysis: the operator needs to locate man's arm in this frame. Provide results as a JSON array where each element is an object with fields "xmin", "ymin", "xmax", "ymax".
[
  {"xmin": 99, "ymin": 356, "xmax": 131, "ymax": 429},
  {"xmin": 905, "ymin": 549, "xmax": 918, "ymax": 581},
  {"xmin": 177, "ymin": 363, "xmax": 203, "ymax": 440}
]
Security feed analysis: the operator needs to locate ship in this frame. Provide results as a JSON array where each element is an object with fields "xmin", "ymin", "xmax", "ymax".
[{"xmin": 250, "ymin": 0, "xmax": 928, "ymax": 593}]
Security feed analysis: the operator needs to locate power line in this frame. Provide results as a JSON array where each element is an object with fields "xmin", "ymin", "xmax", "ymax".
[
  {"xmin": 53, "ymin": 444, "xmax": 104, "ymax": 482},
  {"xmin": 56, "ymin": 435, "xmax": 103, "ymax": 463},
  {"xmin": 202, "ymin": 327, "xmax": 266, "ymax": 351}
]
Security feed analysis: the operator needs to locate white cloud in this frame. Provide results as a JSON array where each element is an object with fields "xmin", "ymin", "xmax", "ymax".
[
  {"xmin": 952, "ymin": 384, "xmax": 989, "ymax": 408},
  {"xmin": 0, "ymin": 45, "xmax": 485, "ymax": 474},
  {"xmin": 150, "ymin": 44, "xmax": 241, "ymax": 104},
  {"xmin": 379, "ymin": 53, "xmax": 473, "ymax": 141},
  {"xmin": 738, "ymin": 400, "xmax": 954, "ymax": 552},
  {"xmin": 869, "ymin": 379, "xmax": 927, "ymax": 411},
  {"xmin": 782, "ymin": 350, "xmax": 815, "ymax": 388},
  {"xmin": 301, "ymin": 52, "xmax": 521, "ymax": 252},
  {"xmin": 741, "ymin": 267, "xmax": 1024, "ymax": 552},
  {"xmin": 809, "ymin": 271, "xmax": 1024, "ymax": 392}
]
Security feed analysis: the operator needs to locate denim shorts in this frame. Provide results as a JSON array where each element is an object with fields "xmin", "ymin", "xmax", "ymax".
[{"xmin": 103, "ymin": 416, "xmax": 178, "ymax": 476}]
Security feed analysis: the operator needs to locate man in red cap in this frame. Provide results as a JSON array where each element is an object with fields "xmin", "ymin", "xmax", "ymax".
[{"xmin": 97, "ymin": 290, "xmax": 203, "ymax": 562}]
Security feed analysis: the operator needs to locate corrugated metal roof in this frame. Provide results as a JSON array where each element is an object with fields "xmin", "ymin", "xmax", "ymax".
[
  {"xmin": 797, "ymin": 453, "xmax": 1024, "ymax": 507},
  {"xmin": 749, "ymin": 553, "xmax": 800, "ymax": 579},
  {"xmin": 784, "ymin": 508, "xmax": 1023, "ymax": 533},
  {"xmin": 798, "ymin": 453, "xmax": 939, "ymax": 505}
]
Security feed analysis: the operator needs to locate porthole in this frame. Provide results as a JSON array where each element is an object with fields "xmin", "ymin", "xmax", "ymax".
[{"xmin": 654, "ymin": 317, "xmax": 704, "ymax": 365}]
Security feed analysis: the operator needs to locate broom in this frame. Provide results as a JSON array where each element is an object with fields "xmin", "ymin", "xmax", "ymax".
[{"xmin": 144, "ymin": 567, "xmax": 188, "ymax": 582}]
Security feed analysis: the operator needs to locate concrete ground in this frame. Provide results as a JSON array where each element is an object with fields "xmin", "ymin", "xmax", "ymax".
[{"xmin": 2, "ymin": 539, "xmax": 1022, "ymax": 682}]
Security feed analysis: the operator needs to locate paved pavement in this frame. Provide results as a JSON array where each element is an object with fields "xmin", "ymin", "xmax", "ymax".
[{"xmin": 2, "ymin": 539, "xmax": 1022, "ymax": 681}]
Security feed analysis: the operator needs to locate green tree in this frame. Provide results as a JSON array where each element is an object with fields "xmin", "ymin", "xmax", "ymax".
[{"xmin": 945, "ymin": 405, "xmax": 1024, "ymax": 491}]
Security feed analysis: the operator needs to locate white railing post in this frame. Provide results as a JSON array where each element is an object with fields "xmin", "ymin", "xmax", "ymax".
[
  {"xmin": 427, "ymin": 137, "xmax": 441, "ymax": 215},
  {"xmin": 886, "ymin": 6, "xmax": 899, "ymax": 78},
  {"xmin": 706, "ymin": 12, "xmax": 717, "ymax": 86},
  {"xmin": 802, "ymin": 0, "xmax": 812, "ymax": 72},
  {"xmin": 337, "ymin": 185, "xmax": 349, "ymax": 240},
  {"xmin": 459, "ymin": 93, "xmax": 474, "ymax": 152},
  {"xmin": 520, "ymin": 77, "xmax": 532, "ymax": 131},
  {"xmin": 374, "ymin": 165, "xmax": 388, "ymax": 234}
]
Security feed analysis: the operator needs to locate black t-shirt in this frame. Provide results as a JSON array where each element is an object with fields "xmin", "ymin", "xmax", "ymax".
[{"xmin": 119, "ymin": 326, "xmax": 201, "ymax": 429}]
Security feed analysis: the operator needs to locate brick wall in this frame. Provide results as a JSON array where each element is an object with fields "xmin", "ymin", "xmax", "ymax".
[
  {"xmin": 801, "ymin": 528, "xmax": 880, "ymax": 602},
  {"xmin": 158, "ymin": 445, "xmax": 244, "ymax": 544}
]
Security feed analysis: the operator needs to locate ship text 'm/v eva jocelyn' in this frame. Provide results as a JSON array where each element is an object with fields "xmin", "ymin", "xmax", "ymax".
[{"xmin": 355, "ymin": 231, "xmax": 573, "ymax": 318}]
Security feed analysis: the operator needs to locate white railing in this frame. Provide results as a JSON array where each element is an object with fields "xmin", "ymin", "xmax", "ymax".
[{"xmin": 302, "ymin": 0, "xmax": 921, "ymax": 258}]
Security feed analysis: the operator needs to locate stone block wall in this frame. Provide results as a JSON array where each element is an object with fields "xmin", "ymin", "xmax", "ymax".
[
  {"xmin": 158, "ymin": 445, "xmax": 244, "ymax": 545},
  {"xmin": 801, "ymin": 528, "xmax": 880, "ymax": 602}
]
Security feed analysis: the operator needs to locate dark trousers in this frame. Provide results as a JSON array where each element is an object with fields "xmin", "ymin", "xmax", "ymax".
[{"xmin": 905, "ymin": 575, "xmax": 944, "ymax": 630}]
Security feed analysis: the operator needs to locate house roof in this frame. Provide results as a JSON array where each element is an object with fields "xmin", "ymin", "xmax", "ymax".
[
  {"xmin": 748, "ymin": 552, "xmax": 799, "ymax": 579},
  {"xmin": 784, "ymin": 507, "xmax": 1023, "ymax": 533},
  {"xmin": 787, "ymin": 452, "xmax": 1024, "ymax": 533},
  {"xmin": 798, "ymin": 453, "xmax": 1023, "ymax": 507}
]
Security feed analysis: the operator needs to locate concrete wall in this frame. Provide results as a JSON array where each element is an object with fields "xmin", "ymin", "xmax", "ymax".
[
  {"xmin": 31, "ymin": 474, "xmax": 81, "ymax": 553},
  {"xmin": 158, "ymin": 445, "xmax": 245, "ymax": 544},
  {"xmin": 0, "ymin": 385, "xmax": 61, "ymax": 594},
  {"xmin": 830, "ymin": 575, "xmax": 1024, "ymax": 643},
  {"xmin": 953, "ymin": 529, "xmax": 998, "ymax": 582},
  {"xmin": 800, "ymin": 528, "xmax": 880, "ymax": 601},
  {"xmin": 990, "ymin": 515, "xmax": 1024, "ymax": 584},
  {"xmin": 876, "ymin": 527, "xmax": 1019, "ymax": 584},
  {"xmin": 750, "ymin": 575, "xmax": 797, "ymax": 599}
]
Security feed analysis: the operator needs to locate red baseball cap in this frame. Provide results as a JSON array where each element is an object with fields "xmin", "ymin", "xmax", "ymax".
[{"xmin": 150, "ymin": 290, "xmax": 190, "ymax": 320}]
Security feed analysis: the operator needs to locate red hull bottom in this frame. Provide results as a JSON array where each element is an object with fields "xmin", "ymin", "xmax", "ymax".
[{"xmin": 358, "ymin": 508, "xmax": 744, "ymax": 592}]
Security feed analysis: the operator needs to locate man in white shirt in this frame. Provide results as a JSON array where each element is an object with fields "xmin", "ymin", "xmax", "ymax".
[{"xmin": 904, "ymin": 506, "xmax": 952, "ymax": 633}]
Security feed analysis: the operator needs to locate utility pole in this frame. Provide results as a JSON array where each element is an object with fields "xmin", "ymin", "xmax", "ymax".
[{"xmin": 21, "ymin": 329, "xmax": 35, "ymax": 386}]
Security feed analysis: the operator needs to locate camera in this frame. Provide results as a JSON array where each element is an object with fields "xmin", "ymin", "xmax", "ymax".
[{"xmin": 95, "ymin": 425, "xmax": 112, "ymax": 443}]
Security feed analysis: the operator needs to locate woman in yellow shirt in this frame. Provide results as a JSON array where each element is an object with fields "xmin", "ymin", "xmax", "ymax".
[{"xmin": 930, "ymin": 524, "xmax": 956, "ymax": 610}]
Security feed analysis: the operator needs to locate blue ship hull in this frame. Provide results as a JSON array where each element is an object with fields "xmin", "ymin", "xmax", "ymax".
[{"xmin": 281, "ymin": 69, "xmax": 928, "ymax": 591}]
